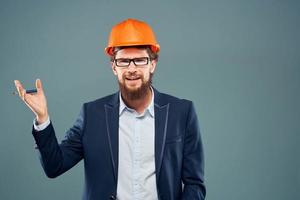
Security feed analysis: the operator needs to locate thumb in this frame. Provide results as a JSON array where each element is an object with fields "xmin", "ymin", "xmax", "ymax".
[{"xmin": 35, "ymin": 79, "xmax": 44, "ymax": 92}]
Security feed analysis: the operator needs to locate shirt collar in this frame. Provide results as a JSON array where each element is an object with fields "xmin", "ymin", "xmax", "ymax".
[{"xmin": 119, "ymin": 87, "xmax": 155, "ymax": 117}]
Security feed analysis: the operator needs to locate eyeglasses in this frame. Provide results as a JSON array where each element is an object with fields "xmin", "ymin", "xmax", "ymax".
[{"xmin": 114, "ymin": 57, "xmax": 150, "ymax": 67}]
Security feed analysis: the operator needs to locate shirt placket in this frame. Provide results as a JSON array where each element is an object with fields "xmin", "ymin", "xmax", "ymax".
[{"xmin": 132, "ymin": 114, "xmax": 141, "ymax": 199}]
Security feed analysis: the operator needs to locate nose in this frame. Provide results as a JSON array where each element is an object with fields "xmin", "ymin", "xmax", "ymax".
[{"xmin": 127, "ymin": 61, "xmax": 137, "ymax": 71}]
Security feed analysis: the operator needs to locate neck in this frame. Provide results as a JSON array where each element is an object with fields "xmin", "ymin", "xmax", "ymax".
[{"xmin": 121, "ymin": 87, "xmax": 152, "ymax": 114}]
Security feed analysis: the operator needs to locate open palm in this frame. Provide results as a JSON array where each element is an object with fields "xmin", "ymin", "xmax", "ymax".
[{"xmin": 14, "ymin": 79, "xmax": 49, "ymax": 124}]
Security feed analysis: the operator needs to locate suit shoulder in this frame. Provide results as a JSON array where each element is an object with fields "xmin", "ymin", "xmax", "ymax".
[{"xmin": 158, "ymin": 91, "xmax": 193, "ymax": 106}]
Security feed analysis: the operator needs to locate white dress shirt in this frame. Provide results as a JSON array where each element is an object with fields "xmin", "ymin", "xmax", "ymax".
[{"xmin": 117, "ymin": 88, "xmax": 158, "ymax": 200}]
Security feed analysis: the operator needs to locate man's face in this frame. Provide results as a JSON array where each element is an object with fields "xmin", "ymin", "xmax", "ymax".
[{"xmin": 111, "ymin": 47, "xmax": 157, "ymax": 100}]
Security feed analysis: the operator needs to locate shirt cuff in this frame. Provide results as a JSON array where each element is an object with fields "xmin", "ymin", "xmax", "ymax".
[{"xmin": 33, "ymin": 117, "xmax": 50, "ymax": 131}]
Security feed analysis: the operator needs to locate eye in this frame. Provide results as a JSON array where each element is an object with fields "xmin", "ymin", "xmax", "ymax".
[
  {"xmin": 134, "ymin": 57, "xmax": 148, "ymax": 65},
  {"xmin": 116, "ymin": 59, "xmax": 130, "ymax": 66}
]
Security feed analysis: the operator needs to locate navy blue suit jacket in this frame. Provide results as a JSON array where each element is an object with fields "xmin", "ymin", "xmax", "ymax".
[{"xmin": 32, "ymin": 88, "xmax": 206, "ymax": 200}]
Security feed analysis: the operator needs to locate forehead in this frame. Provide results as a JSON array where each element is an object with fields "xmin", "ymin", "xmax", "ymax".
[{"xmin": 115, "ymin": 47, "xmax": 148, "ymax": 59}]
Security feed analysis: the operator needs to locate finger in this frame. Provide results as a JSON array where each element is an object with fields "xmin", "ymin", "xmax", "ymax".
[
  {"xmin": 21, "ymin": 89, "xmax": 26, "ymax": 101},
  {"xmin": 14, "ymin": 80, "xmax": 25, "ymax": 97},
  {"xmin": 35, "ymin": 79, "xmax": 43, "ymax": 93}
]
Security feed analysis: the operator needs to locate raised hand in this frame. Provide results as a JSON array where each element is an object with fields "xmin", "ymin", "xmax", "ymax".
[{"xmin": 14, "ymin": 79, "xmax": 49, "ymax": 124}]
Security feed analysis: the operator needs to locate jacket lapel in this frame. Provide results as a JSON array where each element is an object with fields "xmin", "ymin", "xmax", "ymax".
[
  {"xmin": 154, "ymin": 89, "xmax": 169, "ymax": 181},
  {"xmin": 104, "ymin": 92, "xmax": 119, "ymax": 184}
]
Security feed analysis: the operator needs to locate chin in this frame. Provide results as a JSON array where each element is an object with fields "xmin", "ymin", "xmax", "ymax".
[
  {"xmin": 125, "ymin": 81, "xmax": 142, "ymax": 89},
  {"xmin": 125, "ymin": 85, "xmax": 141, "ymax": 92}
]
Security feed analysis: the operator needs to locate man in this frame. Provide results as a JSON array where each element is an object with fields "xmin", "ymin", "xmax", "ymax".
[{"xmin": 14, "ymin": 18, "xmax": 206, "ymax": 200}]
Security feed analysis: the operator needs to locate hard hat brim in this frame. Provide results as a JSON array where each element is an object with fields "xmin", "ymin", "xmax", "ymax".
[{"xmin": 105, "ymin": 44, "xmax": 160, "ymax": 56}]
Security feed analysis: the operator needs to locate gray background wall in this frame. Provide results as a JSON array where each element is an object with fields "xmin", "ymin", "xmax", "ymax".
[{"xmin": 0, "ymin": 0, "xmax": 299, "ymax": 199}]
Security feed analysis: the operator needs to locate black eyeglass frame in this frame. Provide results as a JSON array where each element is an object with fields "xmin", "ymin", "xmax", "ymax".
[{"xmin": 114, "ymin": 57, "xmax": 150, "ymax": 67}]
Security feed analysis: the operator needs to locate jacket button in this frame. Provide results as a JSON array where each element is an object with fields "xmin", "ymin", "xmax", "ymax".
[{"xmin": 109, "ymin": 195, "xmax": 116, "ymax": 200}]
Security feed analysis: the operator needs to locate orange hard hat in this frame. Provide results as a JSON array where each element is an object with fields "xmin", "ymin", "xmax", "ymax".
[{"xmin": 105, "ymin": 18, "xmax": 160, "ymax": 56}]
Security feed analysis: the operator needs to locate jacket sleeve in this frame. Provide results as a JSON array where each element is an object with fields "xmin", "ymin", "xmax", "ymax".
[
  {"xmin": 181, "ymin": 102, "xmax": 206, "ymax": 199},
  {"xmin": 32, "ymin": 105, "xmax": 85, "ymax": 178}
]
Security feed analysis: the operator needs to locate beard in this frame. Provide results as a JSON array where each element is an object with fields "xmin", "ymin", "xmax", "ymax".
[{"xmin": 119, "ymin": 72, "xmax": 153, "ymax": 101}]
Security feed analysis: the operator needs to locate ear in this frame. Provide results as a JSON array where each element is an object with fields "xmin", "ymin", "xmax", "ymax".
[
  {"xmin": 150, "ymin": 60, "xmax": 157, "ymax": 73},
  {"xmin": 111, "ymin": 61, "xmax": 118, "ymax": 76}
]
